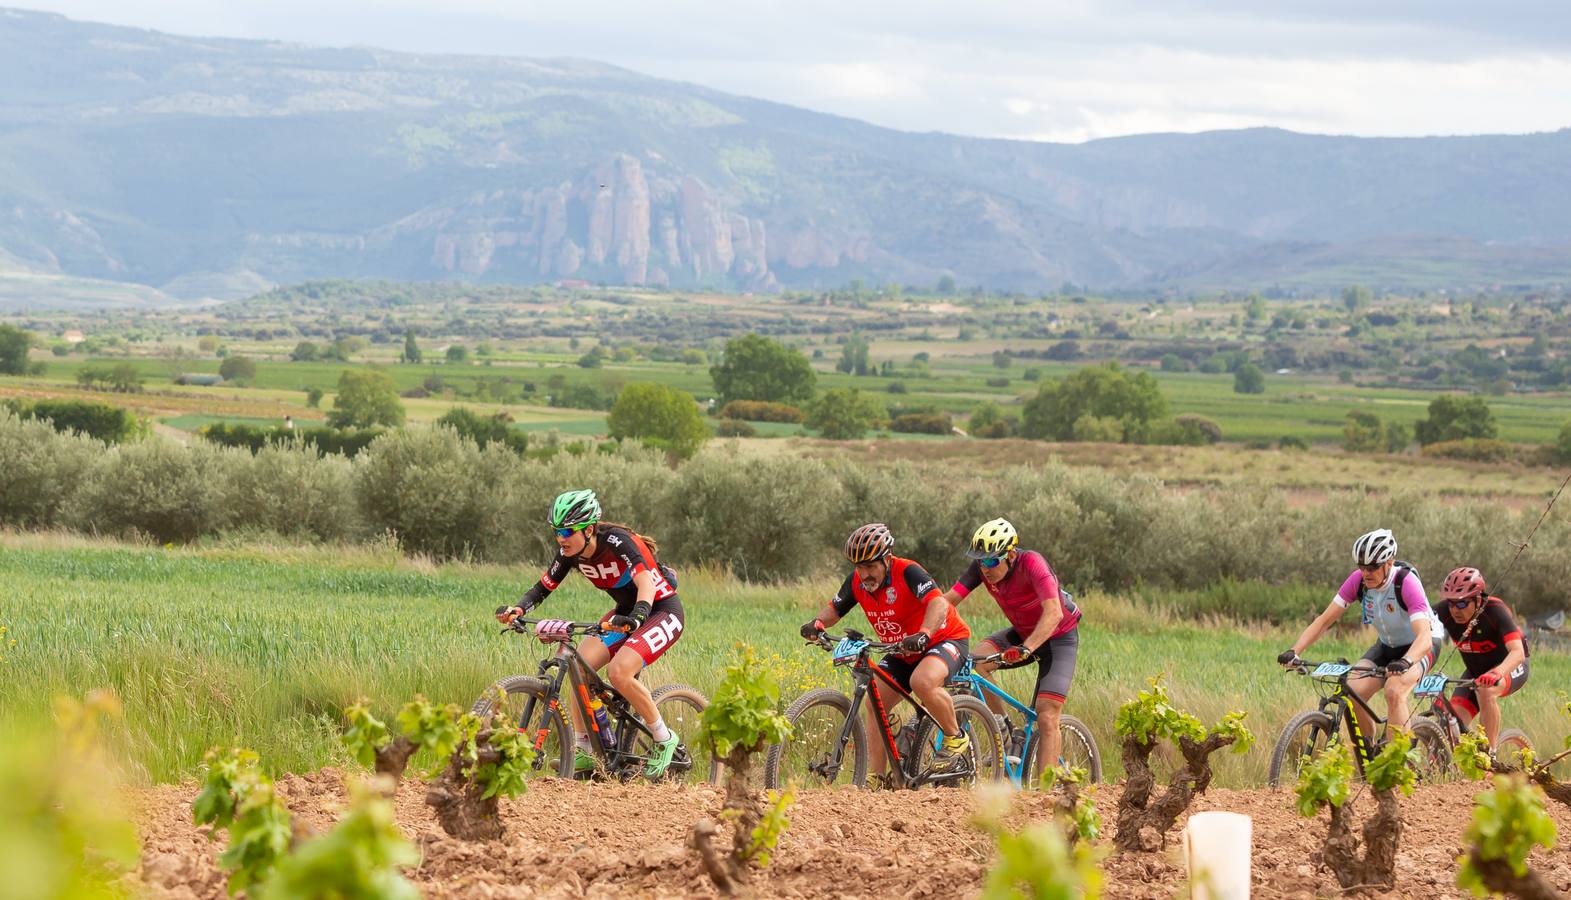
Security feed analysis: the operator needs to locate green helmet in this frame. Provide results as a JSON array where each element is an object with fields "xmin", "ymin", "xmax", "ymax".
[{"xmin": 549, "ymin": 489, "xmax": 601, "ymax": 529}]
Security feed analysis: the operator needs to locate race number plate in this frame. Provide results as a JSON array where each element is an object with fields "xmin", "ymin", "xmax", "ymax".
[
  {"xmin": 832, "ymin": 638, "xmax": 869, "ymax": 661},
  {"xmin": 1413, "ymin": 674, "xmax": 1448, "ymax": 696},
  {"xmin": 1311, "ymin": 662, "xmax": 1352, "ymax": 677}
]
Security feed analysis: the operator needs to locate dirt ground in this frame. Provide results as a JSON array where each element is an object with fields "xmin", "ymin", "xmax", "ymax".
[{"xmin": 132, "ymin": 771, "xmax": 1571, "ymax": 899}]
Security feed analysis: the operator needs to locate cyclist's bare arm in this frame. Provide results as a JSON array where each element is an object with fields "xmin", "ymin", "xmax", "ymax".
[
  {"xmin": 812, "ymin": 603, "xmax": 844, "ymax": 629},
  {"xmin": 1288, "ymin": 600, "xmax": 1347, "ymax": 660},
  {"xmin": 1019, "ymin": 601, "xmax": 1062, "ymax": 653},
  {"xmin": 919, "ymin": 595, "xmax": 952, "ymax": 636},
  {"xmin": 1489, "ymin": 637, "xmax": 1527, "ymax": 682},
  {"xmin": 940, "ymin": 587, "xmax": 965, "ymax": 607},
  {"xmin": 1400, "ymin": 617, "xmax": 1432, "ymax": 666}
]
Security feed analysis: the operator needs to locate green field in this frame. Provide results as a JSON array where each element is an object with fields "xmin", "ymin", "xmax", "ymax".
[{"xmin": 4, "ymin": 534, "xmax": 1567, "ymax": 787}]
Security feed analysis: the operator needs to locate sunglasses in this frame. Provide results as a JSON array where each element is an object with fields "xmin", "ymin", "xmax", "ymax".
[
  {"xmin": 980, "ymin": 556, "xmax": 1005, "ymax": 569},
  {"xmin": 1447, "ymin": 597, "xmax": 1480, "ymax": 609},
  {"xmin": 554, "ymin": 525, "xmax": 588, "ymax": 538},
  {"xmin": 1357, "ymin": 562, "xmax": 1388, "ymax": 573}
]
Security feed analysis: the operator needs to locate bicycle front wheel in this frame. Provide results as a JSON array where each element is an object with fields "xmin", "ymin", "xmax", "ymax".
[
  {"xmin": 471, "ymin": 675, "xmax": 573, "ymax": 778},
  {"xmin": 912, "ymin": 694, "xmax": 1004, "ymax": 787},
  {"xmin": 1410, "ymin": 717, "xmax": 1453, "ymax": 783},
  {"xmin": 1267, "ymin": 709, "xmax": 1336, "ymax": 788},
  {"xmin": 763, "ymin": 688, "xmax": 866, "ymax": 790},
  {"xmin": 1022, "ymin": 714, "xmax": 1103, "ymax": 787},
  {"xmin": 1495, "ymin": 728, "xmax": 1533, "ymax": 771}
]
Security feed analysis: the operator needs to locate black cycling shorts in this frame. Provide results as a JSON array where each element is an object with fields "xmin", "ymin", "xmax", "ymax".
[
  {"xmin": 981, "ymin": 626, "xmax": 1079, "ymax": 703},
  {"xmin": 1449, "ymin": 660, "xmax": 1529, "ymax": 718},
  {"xmin": 877, "ymin": 639, "xmax": 969, "ymax": 693}
]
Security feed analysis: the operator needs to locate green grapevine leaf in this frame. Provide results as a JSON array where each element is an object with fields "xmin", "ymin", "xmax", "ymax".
[
  {"xmin": 1363, "ymin": 730, "xmax": 1418, "ymax": 796},
  {"xmin": 1457, "ymin": 775, "xmax": 1558, "ymax": 895},
  {"xmin": 1293, "ymin": 742, "xmax": 1353, "ymax": 817},
  {"xmin": 697, "ymin": 644, "xmax": 793, "ymax": 760},
  {"xmin": 1455, "ymin": 732, "xmax": 1493, "ymax": 782},
  {"xmin": 341, "ymin": 702, "xmax": 391, "ymax": 769}
]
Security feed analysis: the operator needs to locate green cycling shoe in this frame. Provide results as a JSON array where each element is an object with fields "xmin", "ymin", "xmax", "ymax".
[
  {"xmin": 574, "ymin": 747, "xmax": 597, "ymax": 774},
  {"xmin": 644, "ymin": 734, "xmax": 681, "ymax": 779}
]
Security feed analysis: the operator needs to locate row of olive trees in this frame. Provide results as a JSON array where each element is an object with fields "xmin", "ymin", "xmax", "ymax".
[{"xmin": 6, "ymin": 409, "xmax": 1571, "ymax": 611}]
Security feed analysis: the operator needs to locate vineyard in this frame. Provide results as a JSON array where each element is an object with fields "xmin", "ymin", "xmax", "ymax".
[{"xmin": 128, "ymin": 776, "xmax": 1571, "ymax": 898}]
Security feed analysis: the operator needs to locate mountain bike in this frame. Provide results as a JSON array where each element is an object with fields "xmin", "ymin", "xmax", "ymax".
[
  {"xmin": 474, "ymin": 617, "xmax": 717, "ymax": 783},
  {"xmin": 1267, "ymin": 658, "xmax": 1451, "ymax": 788},
  {"xmin": 762, "ymin": 630, "xmax": 1003, "ymax": 790},
  {"xmin": 958, "ymin": 651, "xmax": 1102, "ymax": 786},
  {"xmin": 1411, "ymin": 670, "xmax": 1533, "ymax": 773}
]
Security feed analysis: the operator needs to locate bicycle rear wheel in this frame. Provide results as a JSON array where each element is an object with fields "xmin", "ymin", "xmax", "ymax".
[
  {"xmin": 912, "ymin": 694, "xmax": 1004, "ymax": 787},
  {"xmin": 1022, "ymin": 714, "xmax": 1103, "ymax": 787},
  {"xmin": 1495, "ymin": 728, "xmax": 1533, "ymax": 770},
  {"xmin": 623, "ymin": 683, "xmax": 718, "ymax": 784},
  {"xmin": 1267, "ymin": 709, "xmax": 1336, "ymax": 788},
  {"xmin": 763, "ymin": 688, "xmax": 866, "ymax": 790},
  {"xmin": 471, "ymin": 675, "xmax": 573, "ymax": 778}
]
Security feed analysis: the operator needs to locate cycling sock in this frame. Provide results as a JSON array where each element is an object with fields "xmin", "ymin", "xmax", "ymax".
[
  {"xmin": 575, "ymin": 734, "xmax": 593, "ymax": 752},
  {"xmin": 651, "ymin": 719, "xmax": 672, "ymax": 743}
]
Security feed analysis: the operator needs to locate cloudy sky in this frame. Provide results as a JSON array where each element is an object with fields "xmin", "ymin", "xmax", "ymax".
[{"xmin": 18, "ymin": 0, "xmax": 1571, "ymax": 142}]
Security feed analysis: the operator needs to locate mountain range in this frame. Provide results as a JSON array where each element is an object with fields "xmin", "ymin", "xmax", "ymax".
[{"xmin": 3, "ymin": 6, "xmax": 1570, "ymax": 304}]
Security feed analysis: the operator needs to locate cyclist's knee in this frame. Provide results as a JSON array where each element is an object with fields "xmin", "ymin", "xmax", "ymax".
[
  {"xmin": 607, "ymin": 653, "xmax": 643, "ymax": 688},
  {"xmin": 1035, "ymin": 696, "xmax": 1064, "ymax": 718}
]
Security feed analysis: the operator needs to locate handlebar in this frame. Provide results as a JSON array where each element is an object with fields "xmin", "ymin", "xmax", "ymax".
[
  {"xmin": 500, "ymin": 616, "xmax": 615, "ymax": 637},
  {"xmin": 808, "ymin": 629, "xmax": 902, "ymax": 654},
  {"xmin": 1285, "ymin": 658, "xmax": 1393, "ymax": 679},
  {"xmin": 974, "ymin": 652, "xmax": 1035, "ymax": 670}
]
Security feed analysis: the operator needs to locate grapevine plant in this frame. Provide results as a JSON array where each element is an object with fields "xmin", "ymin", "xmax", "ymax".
[
  {"xmin": 341, "ymin": 695, "xmax": 535, "ymax": 841},
  {"xmin": 1111, "ymin": 676, "xmax": 1254, "ymax": 852},
  {"xmin": 973, "ymin": 783, "xmax": 1103, "ymax": 900},
  {"xmin": 691, "ymin": 644, "xmax": 794, "ymax": 895},
  {"xmin": 193, "ymin": 747, "xmax": 293, "ymax": 895},
  {"xmin": 1292, "ymin": 733, "xmax": 1417, "ymax": 890},
  {"xmin": 1457, "ymin": 775, "xmax": 1559, "ymax": 900}
]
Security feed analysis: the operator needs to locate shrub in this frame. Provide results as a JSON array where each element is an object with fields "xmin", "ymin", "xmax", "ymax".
[
  {"xmin": 984, "ymin": 376, "xmax": 1011, "ymax": 388},
  {"xmin": 1555, "ymin": 419, "xmax": 1571, "ymax": 465},
  {"xmin": 1420, "ymin": 439, "xmax": 1515, "ymax": 463},
  {"xmin": 69, "ymin": 437, "xmax": 231, "ymax": 542},
  {"xmin": 0, "ymin": 324, "xmax": 32, "ymax": 374},
  {"xmin": 353, "ymin": 427, "xmax": 511, "ymax": 559},
  {"xmin": 889, "ymin": 412, "xmax": 952, "ymax": 435},
  {"xmin": 806, "ymin": 388, "xmax": 885, "ymax": 440},
  {"xmin": 1415, "ymin": 394, "xmax": 1497, "ymax": 445},
  {"xmin": 0, "ymin": 410, "xmax": 99, "ymax": 528},
  {"xmin": 222, "ymin": 444, "xmax": 359, "ymax": 542},
  {"xmin": 607, "ymin": 383, "xmax": 710, "ymax": 460},
  {"xmin": 1022, "ymin": 363, "xmax": 1167, "ymax": 441},
  {"xmin": 1277, "ymin": 435, "xmax": 1310, "ymax": 451},
  {"xmin": 327, "ymin": 369, "xmax": 405, "ymax": 429},
  {"xmin": 1070, "ymin": 415, "xmax": 1124, "ymax": 443},
  {"xmin": 201, "ymin": 422, "xmax": 387, "ymax": 458},
  {"xmin": 967, "ymin": 402, "xmax": 1015, "ymax": 439},
  {"xmin": 219, "ymin": 355, "xmax": 257, "ymax": 384},
  {"xmin": 435, "ymin": 407, "xmax": 527, "ymax": 454},
  {"xmin": 718, "ymin": 400, "xmax": 805, "ymax": 423},
  {"xmin": 1342, "ymin": 411, "xmax": 1384, "ymax": 453},
  {"xmin": 1159, "ymin": 353, "xmax": 1187, "ymax": 372},
  {"xmin": 1172, "ymin": 414, "xmax": 1222, "ymax": 445},
  {"xmin": 1233, "ymin": 363, "xmax": 1265, "ymax": 394},
  {"xmin": 715, "ymin": 419, "xmax": 756, "ymax": 438},
  {"xmin": 5, "ymin": 398, "xmax": 142, "ymax": 444},
  {"xmin": 664, "ymin": 449, "xmax": 842, "ymax": 580},
  {"xmin": 710, "ymin": 334, "xmax": 817, "ymax": 405}
]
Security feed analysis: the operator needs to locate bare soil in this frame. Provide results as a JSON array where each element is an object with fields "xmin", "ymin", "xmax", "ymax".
[{"xmin": 132, "ymin": 772, "xmax": 1571, "ymax": 899}]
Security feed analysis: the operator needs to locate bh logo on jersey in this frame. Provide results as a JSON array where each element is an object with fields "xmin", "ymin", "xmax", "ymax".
[
  {"xmin": 885, "ymin": 587, "xmax": 897, "ymax": 605},
  {"xmin": 579, "ymin": 561, "xmax": 622, "ymax": 581}
]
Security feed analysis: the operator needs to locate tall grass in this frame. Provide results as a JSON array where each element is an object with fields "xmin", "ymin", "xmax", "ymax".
[{"xmin": 3, "ymin": 533, "xmax": 1567, "ymax": 786}]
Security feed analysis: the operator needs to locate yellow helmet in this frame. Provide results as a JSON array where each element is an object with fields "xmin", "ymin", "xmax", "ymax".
[{"xmin": 967, "ymin": 518, "xmax": 1018, "ymax": 559}]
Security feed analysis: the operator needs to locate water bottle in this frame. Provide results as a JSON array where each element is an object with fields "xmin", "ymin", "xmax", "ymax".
[{"xmin": 586, "ymin": 693, "xmax": 616, "ymax": 750}]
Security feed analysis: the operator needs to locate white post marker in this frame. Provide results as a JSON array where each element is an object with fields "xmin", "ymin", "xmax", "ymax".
[{"xmin": 1184, "ymin": 811, "xmax": 1251, "ymax": 899}]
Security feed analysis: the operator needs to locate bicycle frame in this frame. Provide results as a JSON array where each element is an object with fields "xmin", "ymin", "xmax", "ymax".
[
  {"xmin": 958, "ymin": 671, "xmax": 1036, "ymax": 784},
  {"xmin": 507, "ymin": 620, "xmax": 656, "ymax": 771},
  {"xmin": 1298, "ymin": 661, "xmax": 1390, "ymax": 767},
  {"xmin": 819, "ymin": 632, "xmax": 967, "ymax": 789}
]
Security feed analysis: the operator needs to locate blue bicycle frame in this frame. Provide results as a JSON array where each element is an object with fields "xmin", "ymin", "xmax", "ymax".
[{"xmin": 951, "ymin": 659, "xmax": 1037, "ymax": 787}]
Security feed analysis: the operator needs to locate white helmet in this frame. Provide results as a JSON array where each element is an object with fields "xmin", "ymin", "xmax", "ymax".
[{"xmin": 1352, "ymin": 528, "xmax": 1397, "ymax": 567}]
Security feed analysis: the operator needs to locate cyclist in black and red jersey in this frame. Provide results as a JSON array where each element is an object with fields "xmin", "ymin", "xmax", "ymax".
[
  {"xmin": 496, "ymin": 489, "xmax": 686, "ymax": 777},
  {"xmin": 1433, "ymin": 566, "xmax": 1529, "ymax": 754},
  {"xmin": 799, "ymin": 523, "xmax": 972, "ymax": 777}
]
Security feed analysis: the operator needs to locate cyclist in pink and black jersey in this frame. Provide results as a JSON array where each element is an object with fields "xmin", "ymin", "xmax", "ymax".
[
  {"xmin": 941, "ymin": 518, "xmax": 1081, "ymax": 777},
  {"xmin": 1279, "ymin": 528, "xmax": 1439, "ymax": 739}
]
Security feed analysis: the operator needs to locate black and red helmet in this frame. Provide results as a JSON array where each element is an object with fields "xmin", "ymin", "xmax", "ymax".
[{"xmin": 844, "ymin": 523, "xmax": 894, "ymax": 564}]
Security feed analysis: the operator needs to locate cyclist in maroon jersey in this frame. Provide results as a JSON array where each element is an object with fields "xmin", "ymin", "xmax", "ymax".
[
  {"xmin": 942, "ymin": 518, "xmax": 1081, "ymax": 778},
  {"xmin": 1433, "ymin": 567, "xmax": 1529, "ymax": 754},
  {"xmin": 496, "ymin": 489, "xmax": 686, "ymax": 777}
]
